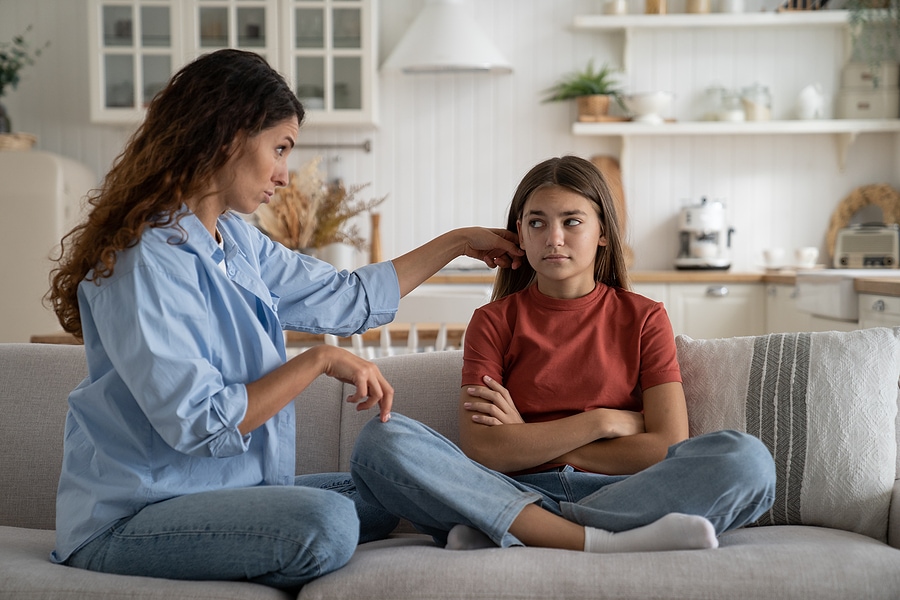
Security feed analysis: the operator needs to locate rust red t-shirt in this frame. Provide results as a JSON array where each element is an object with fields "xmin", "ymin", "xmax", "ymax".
[{"xmin": 461, "ymin": 283, "xmax": 682, "ymax": 424}]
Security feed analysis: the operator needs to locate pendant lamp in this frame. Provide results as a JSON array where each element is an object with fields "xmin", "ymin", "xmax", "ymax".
[{"xmin": 381, "ymin": 0, "xmax": 512, "ymax": 74}]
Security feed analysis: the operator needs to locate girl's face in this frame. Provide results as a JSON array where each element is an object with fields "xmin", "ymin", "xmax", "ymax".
[
  {"xmin": 516, "ymin": 185, "xmax": 607, "ymax": 299},
  {"xmin": 213, "ymin": 117, "xmax": 299, "ymax": 216}
]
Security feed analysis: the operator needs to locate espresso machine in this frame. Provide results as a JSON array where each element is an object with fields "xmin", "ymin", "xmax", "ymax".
[{"xmin": 674, "ymin": 197, "xmax": 734, "ymax": 270}]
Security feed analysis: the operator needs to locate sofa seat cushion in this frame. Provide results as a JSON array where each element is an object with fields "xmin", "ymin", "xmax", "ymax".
[
  {"xmin": 676, "ymin": 329, "xmax": 900, "ymax": 542},
  {"xmin": 298, "ymin": 527, "xmax": 900, "ymax": 600},
  {"xmin": 0, "ymin": 526, "xmax": 292, "ymax": 600}
]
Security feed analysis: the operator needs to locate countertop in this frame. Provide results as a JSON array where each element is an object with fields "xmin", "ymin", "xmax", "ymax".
[{"xmin": 428, "ymin": 269, "xmax": 900, "ymax": 297}]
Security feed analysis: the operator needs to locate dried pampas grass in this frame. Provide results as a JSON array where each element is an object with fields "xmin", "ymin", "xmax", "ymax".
[{"xmin": 256, "ymin": 157, "xmax": 386, "ymax": 251}]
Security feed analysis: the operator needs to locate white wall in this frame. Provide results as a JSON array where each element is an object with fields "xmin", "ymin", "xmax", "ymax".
[{"xmin": 1, "ymin": 0, "xmax": 897, "ymax": 272}]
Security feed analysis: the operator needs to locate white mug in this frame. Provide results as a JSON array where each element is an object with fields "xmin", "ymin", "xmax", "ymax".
[
  {"xmin": 795, "ymin": 246, "xmax": 819, "ymax": 269},
  {"xmin": 717, "ymin": 0, "xmax": 743, "ymax": 12}
]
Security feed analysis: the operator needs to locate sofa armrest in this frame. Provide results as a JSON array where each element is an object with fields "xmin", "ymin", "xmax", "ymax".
[{"xmin": 890, "ymin": 479, "xmax": 900, "ymax": 549}]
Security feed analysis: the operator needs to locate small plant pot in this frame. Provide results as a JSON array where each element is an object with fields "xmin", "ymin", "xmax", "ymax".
[{"xmin": 577, "ymin": 94, "xmax": 611, "ymax": 121}]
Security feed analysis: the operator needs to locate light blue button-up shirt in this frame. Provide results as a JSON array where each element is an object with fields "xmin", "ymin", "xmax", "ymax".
[{"xmin": 52, "ymin": 210, "xmax": 400, "ymax": 562}]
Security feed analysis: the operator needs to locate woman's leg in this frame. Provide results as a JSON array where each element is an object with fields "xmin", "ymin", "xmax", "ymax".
[
  {"xmin": 561, "ymin": 430, "xmax": 776, "ymax": 535},
  {"xmin": 294, "ymin": 472, "xmax": 400, "ymax": 543},
  {"xmin": 66, "ymin": 485, "xmax": 359, "ymax": 590}
]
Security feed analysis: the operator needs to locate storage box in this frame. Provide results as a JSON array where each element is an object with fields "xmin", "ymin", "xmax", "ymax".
[
  {"xmin": 842, "ymin": 62, "xmax": 900, "ymax": 90},
  {"xmin": 837, "ymin": 88, "xmax": 900, "ymax": 119}
]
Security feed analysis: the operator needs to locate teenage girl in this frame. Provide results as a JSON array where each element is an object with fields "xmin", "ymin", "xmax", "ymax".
[{"xmin": 350, "ymin": 155, "xmax": 776, "ymax": 553}]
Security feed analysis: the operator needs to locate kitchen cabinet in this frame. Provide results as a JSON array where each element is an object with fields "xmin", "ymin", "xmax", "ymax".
[
  {"xmin": 88, "ymin": 0, "xmax": 377, "ymax": 125},
  {"xmin": 765, "ymin": 283, "xmax": 812, "ymax": 334},
  {"xmin": 570, "ymin": 10, "xmax": 898, "ymax": 168},
  {"xmin": 858, "ymin": 293, "xmax": 900, "ymax": 329},
  {"xmin": 633, "ymin": 282, "xmax": 765, "ymax": 339}
]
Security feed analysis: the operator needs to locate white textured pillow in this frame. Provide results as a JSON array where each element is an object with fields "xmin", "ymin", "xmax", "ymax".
[{"xmin": 676, "ymin": 328, "xmax": 900, "ymax": 542}]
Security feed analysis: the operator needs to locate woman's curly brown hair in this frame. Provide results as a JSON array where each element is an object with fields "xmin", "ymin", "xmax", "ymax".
[{"xmin": 48, "ymin": 49, "xmax": 304, "ymax": 339}]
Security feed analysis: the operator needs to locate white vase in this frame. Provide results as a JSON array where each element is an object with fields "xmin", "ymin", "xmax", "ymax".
[{"xmin": 318, "ymin": 243, "xmax": 357, "ymax": 272}]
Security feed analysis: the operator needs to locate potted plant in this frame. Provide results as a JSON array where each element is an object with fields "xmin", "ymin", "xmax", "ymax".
[
  {"xmin": 542, "ymin": 59, "xmax": 624, "ymax": 121},
  {"xmin": 844, "ymin": 0, "xmax": 900, "ymax": 87},
  {"xmin": 0, "ymin": 26, "xmax": 49, "ymax": 135}
]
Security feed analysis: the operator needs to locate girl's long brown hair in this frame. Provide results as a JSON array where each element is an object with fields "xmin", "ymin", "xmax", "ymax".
[
  {"xmin": 48, "ymin": 49, "xmax": 304, "ymax": 339},
  {"xmin": 492, "ymin": 155, "xmax": 630, "ymax": 301}
]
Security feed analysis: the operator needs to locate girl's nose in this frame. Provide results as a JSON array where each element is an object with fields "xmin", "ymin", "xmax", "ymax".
[{"xmin": 546, "ymin": 224, "xmax": 564, "ymax": 246}]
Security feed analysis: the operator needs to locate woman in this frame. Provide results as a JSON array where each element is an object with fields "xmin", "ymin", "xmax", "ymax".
[
  {"xmin": 47, "ymin": 49, "xmax": 522, "ymax": 590},
  {"xmin": 350, "ymin": 155, "xmax": 776, "ymax": 553}
]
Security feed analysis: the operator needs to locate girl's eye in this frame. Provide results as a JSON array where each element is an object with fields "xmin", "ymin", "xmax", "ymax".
[
  {"xmin": 528, "ymin": 219, "xmax": 544, "ymax": 228},
  {"xmin": 565, "ymin": 218, "xmax": 582, "ymax": 227}
]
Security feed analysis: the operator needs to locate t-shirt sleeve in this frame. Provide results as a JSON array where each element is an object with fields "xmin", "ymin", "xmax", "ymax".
[
  {"xmin": 461, "ymin": 305, "xmax": 507, "ymax": 388},
  {"xmin": 638, "ymin": 301, "xmax": 683, "ymax": 390}
]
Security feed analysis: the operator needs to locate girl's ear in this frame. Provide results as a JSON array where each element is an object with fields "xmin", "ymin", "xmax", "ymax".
[
  {"xmin": 516, "ymin": 219, "xmax": 524, "ymax": 248},
  {"xmin": 598, "ymin": 230, "xmax": 608, "ymax": 247}
]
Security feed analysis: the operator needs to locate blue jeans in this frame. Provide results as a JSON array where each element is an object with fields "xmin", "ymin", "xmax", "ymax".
[
  {"xmin": 350, "ymin": 413, "xmax": 776, "ymax": 548},
  {"xmin": 65, "ymin": 474, "xmax": 398, "ymax": 590}
]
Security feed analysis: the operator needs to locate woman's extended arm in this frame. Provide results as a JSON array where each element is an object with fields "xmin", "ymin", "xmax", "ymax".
[
  {"xmin": 391, "ymin": 228, "xmax": 522, "ymax": 297},
  {"xmin": 241, "ymin": 344, "xmax": 393, "ymax": 434},
  {"xmin": 458, "ymin": 379, "xmax": 687, "ymax": 475}
]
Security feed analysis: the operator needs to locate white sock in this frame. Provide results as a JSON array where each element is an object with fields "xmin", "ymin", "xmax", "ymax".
[
  {"xmin": 446, "ymin": 524, "xmax": 497, "ymax": 550},
  {"xmin": 583, "ymin": 513, "xmax": 718, "ymax": 553}
]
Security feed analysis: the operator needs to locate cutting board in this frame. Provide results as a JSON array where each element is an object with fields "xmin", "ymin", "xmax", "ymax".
[{"xmin": 590, "ymin": 155, "xmax": 634, "ymax": 268}]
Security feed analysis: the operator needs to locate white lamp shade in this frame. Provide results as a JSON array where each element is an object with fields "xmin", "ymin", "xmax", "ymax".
[{"xmin": 382, "ymin": 0, "xmax": 512, "ymax": 74}]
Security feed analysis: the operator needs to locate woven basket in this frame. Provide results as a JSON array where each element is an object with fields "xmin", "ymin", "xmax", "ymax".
[
  {"xmin": 0, "ymin": 132, "xmax": 37, "ymax": 151},
  {"xmin": 576, "ymin": 95, "xmax": 611, "ymax": 122}
]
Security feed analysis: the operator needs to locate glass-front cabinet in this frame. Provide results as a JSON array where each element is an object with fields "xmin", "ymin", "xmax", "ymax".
[
  {"xmin": 282, "ymin": 0, "xmax": 375, "ymax": 126},
  {"xmin": 89, "ymin": 0, "xmax": 182, "ymax": 123},
  {"xmin": 88, "ymin": 0, "xmax": 376, "ymax": 125}
]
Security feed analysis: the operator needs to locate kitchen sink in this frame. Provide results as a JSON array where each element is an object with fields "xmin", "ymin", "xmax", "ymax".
[{"xmin": 795, "ymin": 269, "xmax": 900, "ymax": 320}]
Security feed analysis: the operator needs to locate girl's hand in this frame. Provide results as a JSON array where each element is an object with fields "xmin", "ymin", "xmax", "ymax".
[
  {"xmin": 316, "ymin": 346, "xmax": 394, "ymax": 422},
  {"xmin": 463, "ymin": 375, "xmax": 524, "ymax": 426},
  {"xmin": 593, "ymin": 408, "xmax": 645, "ymax": 439}
]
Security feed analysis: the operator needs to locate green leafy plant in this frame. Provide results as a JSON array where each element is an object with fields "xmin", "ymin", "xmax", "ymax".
[
  {"xmin": 542, "ymin": 60, "xmax": 623, "ymax": 104},
  {"xmin": 845, "ymin": 0, "xmax": 900, "ymax": 86},
  {"xmin": 0, "ymin": 26, "xmax": 49, "ymax": 99}
]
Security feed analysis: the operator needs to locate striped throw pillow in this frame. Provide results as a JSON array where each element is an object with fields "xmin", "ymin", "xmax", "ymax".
[{"xmin": 676, "ymin": 328, "xmax": 900, "ymax": 542}]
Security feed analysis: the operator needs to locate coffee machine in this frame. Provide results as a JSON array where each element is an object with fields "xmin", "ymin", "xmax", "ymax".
[{"xmin": 674, "ymin": 197, "xmax": 734, "ymax": 270}]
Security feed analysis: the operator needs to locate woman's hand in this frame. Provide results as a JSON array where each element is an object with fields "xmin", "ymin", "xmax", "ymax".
[
  {"xmin": 316, "ymin": 345, "xmax": 394, "ymax": 422},
  {"xmin": 463, "ymin": 375, "xmax": 524, "ymax": 426},
  {"xmin": 459, "ymin": 227, "xmax": 524, "ymax": 271}
]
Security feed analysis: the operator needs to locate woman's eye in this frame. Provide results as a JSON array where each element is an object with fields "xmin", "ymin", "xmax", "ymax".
[{"xmin": 276, "ymin": 146, "xmax": 287, "ymax": 156}]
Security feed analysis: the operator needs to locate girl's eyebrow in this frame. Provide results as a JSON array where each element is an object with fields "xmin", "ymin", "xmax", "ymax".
[{"xmin": 524, "ymin": 208, "xmax": 588, "ymax": 217}]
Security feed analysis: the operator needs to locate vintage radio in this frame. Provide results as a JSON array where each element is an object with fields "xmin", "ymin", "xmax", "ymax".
[{"xmin": 833, "ymin": 224, "xmax": 900, "ymax": 269}]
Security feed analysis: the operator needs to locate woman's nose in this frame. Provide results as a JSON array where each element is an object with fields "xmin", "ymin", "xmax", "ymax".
[{"xmin": 273, "ymin": 165, "xmax": 288, "ymax": 187}]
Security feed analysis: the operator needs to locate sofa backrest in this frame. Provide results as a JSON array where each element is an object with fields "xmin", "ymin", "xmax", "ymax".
[
  {"xmin": 0, "ymin": 343, "xmax": 86, "ymax": 530},
  {"xmin": 0, "ymin": 343, "xmax": 462, "ymax": 531}
]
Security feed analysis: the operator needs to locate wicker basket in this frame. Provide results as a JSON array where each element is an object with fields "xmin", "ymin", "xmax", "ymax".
[
  {"xmin": 0, "ymin": 132, "xmax": 37, "ymax": 151},
  {"xmin": 576, "ymin": 95, "xmax": 611, "ymax": 122}
]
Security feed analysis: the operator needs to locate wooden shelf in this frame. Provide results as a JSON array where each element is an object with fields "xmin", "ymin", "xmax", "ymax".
[
  {"xmin": 572, "ymin": 10, "xmax": 851, "ymax": 31},
  {"xmin": 572, "ymin": 119, "xmax": 900, "ymax": 169}
]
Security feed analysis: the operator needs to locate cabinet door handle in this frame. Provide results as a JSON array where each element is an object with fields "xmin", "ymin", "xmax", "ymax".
[
  {"xmin": 872, "ymin": 299, "xmax": 886, "ymax": 312},
  {"xmin": 706, "ymin": 286, "xmax": 729, "ymax": 298}
]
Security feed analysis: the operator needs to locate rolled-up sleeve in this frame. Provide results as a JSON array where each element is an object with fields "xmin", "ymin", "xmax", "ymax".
[{"xmin": 88, "ymin": 265, "xmax": 251, "ymax": 458}]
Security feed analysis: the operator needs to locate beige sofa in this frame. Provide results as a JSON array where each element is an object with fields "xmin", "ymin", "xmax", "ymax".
[{"xmin": 3, "ymin": 331, "xmax": 900, "ymax": 599}]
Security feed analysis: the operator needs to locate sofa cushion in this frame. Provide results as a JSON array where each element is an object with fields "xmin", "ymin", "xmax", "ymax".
[
  {"xmin": 298, "ymin": 527, "xmax": 900, "ymax": 600},
  {"xmin": 676, "ymin": 328, "xmax": 900, "ymax": 542}
]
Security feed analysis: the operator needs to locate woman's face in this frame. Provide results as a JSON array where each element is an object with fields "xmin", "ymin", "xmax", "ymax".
[
  {"xmin": 516, "ymin": 185, "xmax": 606, "ymax": 299},
  {"xmin": 214, "ymin": 117, "xmax": 299, "ymax": 215}
]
